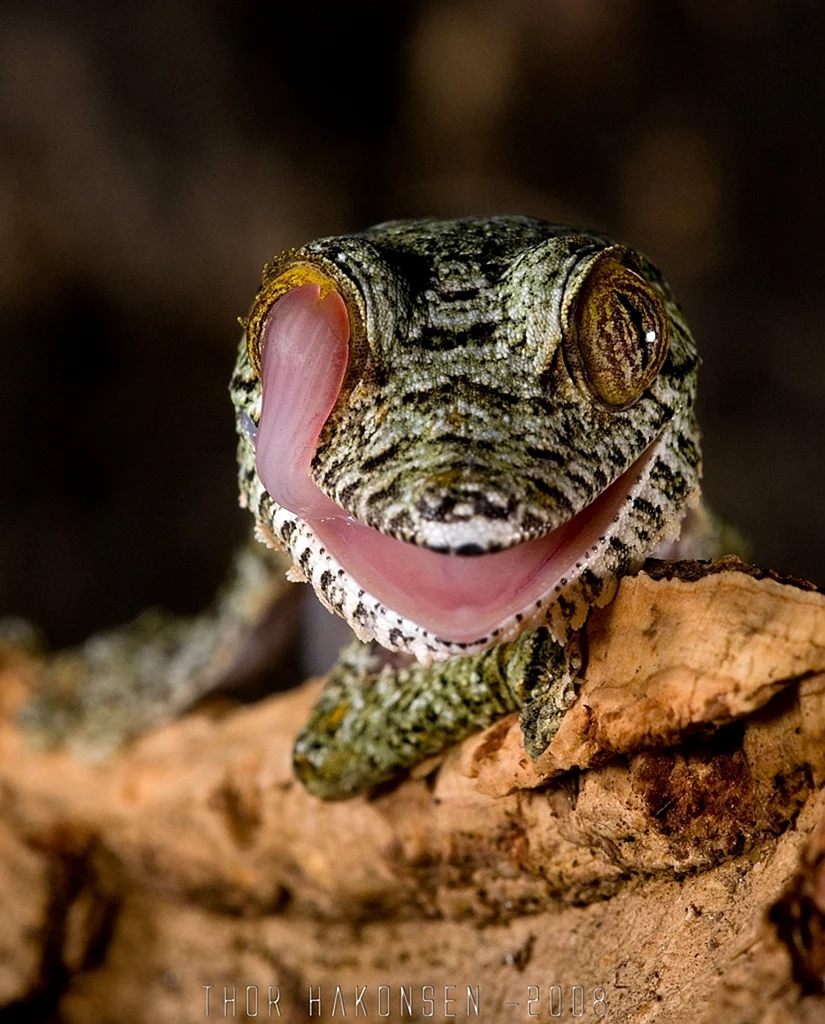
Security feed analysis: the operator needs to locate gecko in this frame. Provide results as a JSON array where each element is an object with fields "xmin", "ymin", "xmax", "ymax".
[
  {"xmin": 229, "ymin": 215, "xmax": 718, "ymax": 800},
  {"xmin": 20, "ymin": 216, "xmax": 721, "ymax": 801}
]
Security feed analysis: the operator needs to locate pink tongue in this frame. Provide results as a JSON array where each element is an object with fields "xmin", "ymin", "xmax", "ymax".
[
  {"xmin": 256, "ymin": 283, "xmax": 350, "ymax": 519},
  {"xmin": 256, "ymin": 281, "xmax": 638, "ymax": 643}
]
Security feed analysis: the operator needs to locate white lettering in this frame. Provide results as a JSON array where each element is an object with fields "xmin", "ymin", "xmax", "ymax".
[
  {"xmin": 268, "ymin": 986, "xmax": 282, "ymax": 1017},
  {"xmin": 572, "ymin": 985, "xmax": 584, "ymax": 1017},
  {"xmin": 331, "ymin": 986, "xmax": 347, "ymax": 1016},
  {"xmin": 246, "ymin": 985, "xmax": 259, "ymax": 1017},
  {"xmin": 527, "ymin": 985, "xmax": 540, "ymax": 1017},
  {"xmin": 378, "ymin": 985, "xmax": 392, "ymax": 1017}
]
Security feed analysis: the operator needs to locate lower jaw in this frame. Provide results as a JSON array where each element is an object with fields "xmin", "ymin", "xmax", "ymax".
[{"xmin": 309, "ymin": 444, "xmax": 661, "ymax": 644}]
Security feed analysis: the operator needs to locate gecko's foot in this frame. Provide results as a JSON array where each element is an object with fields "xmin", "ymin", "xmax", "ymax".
[
  {"xmin": 516, "ymin": 633, "xmax": 583, "ymax": 760},
  {"xmin": 293, "ymin": 629, "xmax": 583, "ymax": 801}
]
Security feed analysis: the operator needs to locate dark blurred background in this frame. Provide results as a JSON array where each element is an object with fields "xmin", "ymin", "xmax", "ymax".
[{"xmin": 1, "ymin": 0, "xmax": 823, "ymax": 653}]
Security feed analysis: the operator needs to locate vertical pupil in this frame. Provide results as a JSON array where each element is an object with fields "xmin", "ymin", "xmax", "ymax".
[{"xmin": 615, "ymin": 290, "xmax": 652, "ymax": 371}]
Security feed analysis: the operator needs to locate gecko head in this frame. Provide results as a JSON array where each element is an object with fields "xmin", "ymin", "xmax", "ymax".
[{"xmin": 231, "ymin": 217, "xmax": 701, "ymax": 663}]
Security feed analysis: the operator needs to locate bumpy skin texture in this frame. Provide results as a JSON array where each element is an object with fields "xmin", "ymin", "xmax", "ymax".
[{"xmin": 231, "ymin": 217, "xmax": 703, "ymax": 800}]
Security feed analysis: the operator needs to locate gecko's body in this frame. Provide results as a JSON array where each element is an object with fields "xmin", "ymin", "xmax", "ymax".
[
  {"xmin": 20, "ymin": 216, "xmax": 714, "ymax": 800},
  {"xmin": 229, "ymin": 217, "xmax": 706, "ymax": 799}
]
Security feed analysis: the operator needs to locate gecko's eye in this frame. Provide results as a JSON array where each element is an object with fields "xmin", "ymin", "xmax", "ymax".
[{"xmin": 565, "ymin": 255, "xmax": 669, "ymax": 409}]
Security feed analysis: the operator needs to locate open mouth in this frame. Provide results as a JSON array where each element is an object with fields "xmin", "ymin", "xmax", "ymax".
[
  {"xmin": 304, "ymin": 444, "xmax": 658, "ymax": 643},
  {"xmin": 253, "ymin": 281, "xmax": 662, "ymax": 644}
]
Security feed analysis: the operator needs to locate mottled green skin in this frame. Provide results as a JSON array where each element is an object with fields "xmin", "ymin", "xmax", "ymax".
[
  {"xmin": 294, "ymin": 628, "xmax": 579, "ymax": 801},
  {"xmin": 231, "ymin": 217, "xmax": 703, "ymax": 800}
]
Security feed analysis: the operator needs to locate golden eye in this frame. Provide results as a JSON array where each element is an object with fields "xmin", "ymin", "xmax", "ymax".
[{"xmin": 565, "ymin": 254, "xmax": 669, "ymax": 408}]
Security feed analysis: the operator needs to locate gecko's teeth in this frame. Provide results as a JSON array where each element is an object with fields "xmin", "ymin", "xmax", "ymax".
[{"xmin": 256, "ymin": 283, "xmax": 350, "ymax": 520}]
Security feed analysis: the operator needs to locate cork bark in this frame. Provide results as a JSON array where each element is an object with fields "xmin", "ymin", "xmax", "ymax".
[{"xmin": 0, "ymin": 557, "xmax": 823, "ymax": 1023}]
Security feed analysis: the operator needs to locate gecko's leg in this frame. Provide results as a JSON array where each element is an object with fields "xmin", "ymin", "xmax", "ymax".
[
  {"xmin": 17, "ymin": 538, "xmax": 295, "ymax": 759},
  {"xmin": 293, "ymin": 627, "xmax": 582, "ymax": 801}
]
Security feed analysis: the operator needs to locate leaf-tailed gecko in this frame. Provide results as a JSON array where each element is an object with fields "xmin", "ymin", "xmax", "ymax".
[{"xmin": 21, "ymin": 216, "xmax": 726, "ymax": 800}]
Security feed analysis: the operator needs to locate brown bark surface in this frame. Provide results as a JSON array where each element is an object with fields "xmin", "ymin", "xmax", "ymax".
[{"xmin": 0, "ymin": 558, "xmax": 824, "ymax": 1023}]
